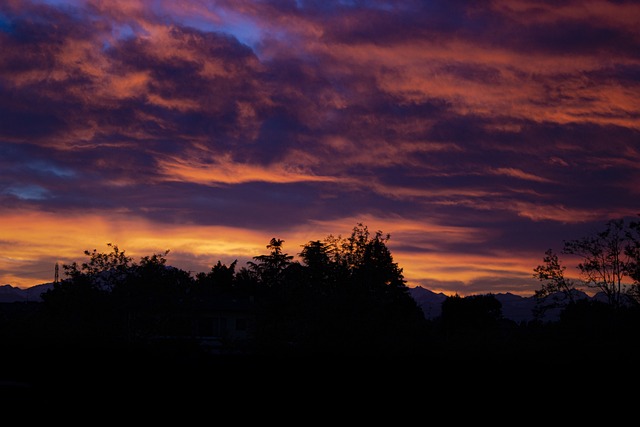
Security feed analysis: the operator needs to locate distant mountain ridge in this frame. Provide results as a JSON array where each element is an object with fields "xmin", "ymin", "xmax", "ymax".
[
  {"xmin": 408, "ymin": 285, "xmax": 596, "ymax": 323},
  {"xmin": 1, "ymin": 282, "xmax": 600, "ymax": 323},
  {"xmin": 0, "ymin": 283, "xmax": 53, "ymax": 303}
]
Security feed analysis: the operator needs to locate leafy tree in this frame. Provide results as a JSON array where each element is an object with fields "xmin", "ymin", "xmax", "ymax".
[
  {"xmin": 42, "ymin": 244, "xmax": 193, "ymax": 344},
  {"xmin": 299, "ymin": 240, "xmax": 330, "ymax": 269},
  {"xmin": 304, "ymin": 224, "xmax": 423, "ymax": 351},
  {"xmin": 247, "ymin": 238, "xmax": 294, "ymax": 287},
  {"xmin": 233, "ymin": 265, "xmax": 260, "ymax": 294},
  {"xmin": 626, "ymin": 218, "xmax": 640, "ymax": 304},
  {"xmin": 40, "ymin": 244, "xmax": 134, "ymax": 344},
  {"xmin": 357, "ymin": 229, "xmax": 407, "ymax": 290},
  {"xmin": 63, "ymin": 243, "xmax": 132, "ymax": 291},
  {"xmin": 532, "ymin": 249, "xmax": 579, "ymax": 318},
  {"xmin": 562, "ymin": 219, "xmax": 635, "ymax": 308},
  {"xmin": 533, "ymin": 218, "xmax": 640, "ymax": 310},
  {"xmin": 533, "ymin": 249, "xmax": 576, "ymax": 299},
  {"xmin": 298, "ymin": 240, "xmax": 338, "ymax": 292},
  {"xmin": 327, "ymin": 223, "xmax": 373, "ymax": 271},
  {"xmin": 321, "ymin": 224, "xmax": 375, "ymax": 270},
  {"xmin": 319, "ymin": 223, "xmax": 407, "ymax": 287},
  {"xmin": 554, "ymin": 298, "xmax": 640, "ymax": 357},
  {"xmin": 440, "ymin": 293, "xmax": 503, "ymax": 332},
  {"xmin": 40, "ymin": 270, "xmax": 113, "ymax": 343},
  {"xmin": 116, "ymin": 250, "xmax": 193, "ymax": 341},
  {"xmin": 195, "ymin": 260, "xmax": 238, "ymax": 294},
  {"xmin": 249, "ymin": 224, "xmax": 426, "ymax": 355}
]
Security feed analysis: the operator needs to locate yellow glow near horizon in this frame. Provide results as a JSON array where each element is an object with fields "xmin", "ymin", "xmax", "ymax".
[
  {"xmin": 0, "ymin": 209, "xmax": 612, "ymax": 297},
  {"xmin": 0, "ymin": 210, "xmax": 273, "ymax": 288}
]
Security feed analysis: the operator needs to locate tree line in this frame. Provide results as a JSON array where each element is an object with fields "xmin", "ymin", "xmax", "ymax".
[
  {"xmin": 1, "ymin": 220, "xmax": 640, "ymax": 372},
  {"xmin": 1, "ymin": 224, "xmax": 425, "ymax": 360}
]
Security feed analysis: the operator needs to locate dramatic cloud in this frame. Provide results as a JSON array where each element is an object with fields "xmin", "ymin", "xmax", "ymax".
[{"xmin": 1, "ymin": 0, "xmax": 638, "ymax": 295}]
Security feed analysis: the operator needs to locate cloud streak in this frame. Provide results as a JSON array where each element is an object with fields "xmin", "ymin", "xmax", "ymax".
[{"xmin": 158, "ymin": 153, "xmax": 342, "ymax": 185}]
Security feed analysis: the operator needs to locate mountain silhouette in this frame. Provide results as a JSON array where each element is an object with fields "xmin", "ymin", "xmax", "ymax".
[
  {"xmin": 407, "ymin": 286, "xmax": 448, "ymax": 319},
  {"xmin": 0, "ymin": 283, "xmax": 53, "ymax": 303},
  {"xmin": 2, "ymin": 282, "xmax": 598, "ymax": 323},
  {"xmin": 408, "ymin": 285, "xmax": 593, "ymax": 323}
]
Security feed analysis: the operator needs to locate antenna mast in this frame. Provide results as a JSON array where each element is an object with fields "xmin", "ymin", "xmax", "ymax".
[{"xmin": 54, "ymin": 262, "xmax": 59, "ymax": 284}]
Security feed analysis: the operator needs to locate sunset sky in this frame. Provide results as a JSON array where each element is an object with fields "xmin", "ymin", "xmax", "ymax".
[{"xmin": 1, "ymin": 0, "xmax": 639, "ymax": 296}]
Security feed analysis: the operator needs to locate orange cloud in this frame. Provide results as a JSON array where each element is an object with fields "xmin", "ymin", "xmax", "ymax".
[
  {"xmin": 307, "ymin": 37, "xmax": 640, "ymax": 129},
  {"xmin": 492, "ymin": 0, "xmax": 640, "ymax": 32},
  {"xmin": 489, "ymin": 167, "xmax": 553, "ymax": 183},
  {"xmin": 368, "ymin": 182, "xmax": 501, "ymax": 201},
  {"xmin": 157, "ymin": 153, "xmax": 342, "ymax": 185},
  {"xmin": 511, "ymin": 202, "xmax": 640, "ymax": 224},
  {"xmin": 146, "ymin": 94, "xmax": 200, "ymax": 112},
  {"xmin": 105, "ymin": 71, "xmax": 151, "ymax": 100},
  {"xmin": 303, "ymin": 214, "xmax": 491, "ymax": 245},
  {"xmin": 317, "ymin": 136, "xmax": 463, "ymax": 170}
]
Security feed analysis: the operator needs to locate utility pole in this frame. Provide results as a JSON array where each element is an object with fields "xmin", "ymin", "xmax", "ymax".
[{"xmin": 54, "ymin": 262, "xmax": 59, "ymax": 284}]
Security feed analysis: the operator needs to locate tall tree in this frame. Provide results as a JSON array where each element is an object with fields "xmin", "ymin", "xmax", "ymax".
[
  {"xmin": 534, "ymin": 249, "xmax": 577, "ymax": 300},
  {"xmin": 440, "ymin": 293, "xmax": 503, "ymax": 332},
  {"xmin": 195, "ymin": 260, "xmax": 238, "ymax": 294},
  {"xmin": 625, "ymin": 217, "xmax": 640, "ymax": 304},
  {"xmin": 248, "ymin": 238, "xmax": 294, "ymax": 287},
  {"xmin": 320, "ymin": 223, "xmax": 407, "ymax": 290},
  {"xmin": 42, "ymin": 244, "xmax": 193, "ymax": 344},
  {"xmin": 63, "ymin": 243, "xmax": 132, "ymax": 291},
  {"xmin": 532, "ymin": 249, "xmax": 579, "ymax": 317},
  {"xmin": 562, "ymin": 219, "xmax": 635, "ymax": 308},
  {"xmin": 298, "ymin": 240, "xmax": 334, "ymax": 291},
  {"xmin": 253, "ymin": 224, "xmax": 425, "ymax": 355}
]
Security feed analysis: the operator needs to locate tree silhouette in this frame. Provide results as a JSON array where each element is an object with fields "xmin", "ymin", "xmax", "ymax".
[
  {"xmin": 234, "ymin": 224, "xmax": 426, "ymax": 355},
  {"xmin": 562, "ymin": 219, "xmax": 635, "ymax": 308},
  {"xmin": 113, "ymin": 250, "xmax": 192, "ymax": 341},
  {"xmin": 440, "ymin": 293, "xmax": 503, "ymax": 332},
  {"xmin": 6, "ymin": 222, "xmax": 640, "ymax": 373},
  {"xmin": 39, "ymin": 269, "xmax": 114, "ymax": 345},
  {"xmin": 247, "ymin": 238, "xmax": 294, "ymax": 288},
  {"xmin": 532, "ymin": 248, "xmax": 579, "ymax": 318},
  {"xmin": 41, "ymin": 244, "xmax": 194, "ymax": 346},
  {"xmin": 626, "ymin": 218, "xmax": 640, "ymax": 304},
  {"xmin": 533, "ymin": 218, "xmax": 640, "ymax": 310},
  {"xmin": 195, "ymin": 260, "xmax": 238, "ymax": 294},
  {"xmin": 298, "ymin": 240, "xmax": 333, "ymax": 290},
  {"xmin": 63, "ymin": 243, "xmax": 133, "ymax": 291}
]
